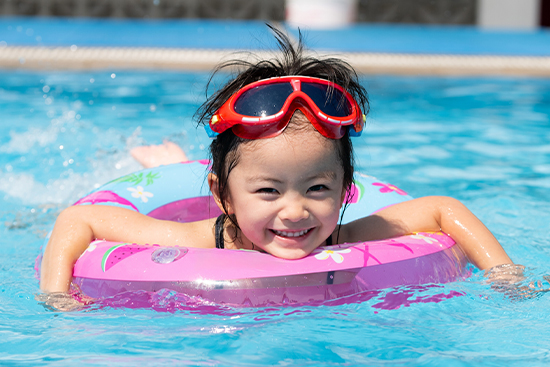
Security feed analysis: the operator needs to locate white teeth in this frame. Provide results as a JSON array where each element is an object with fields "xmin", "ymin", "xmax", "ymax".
[{"xmin": 272, "ymin": 228, "xmax": 311, "ymax": 238}]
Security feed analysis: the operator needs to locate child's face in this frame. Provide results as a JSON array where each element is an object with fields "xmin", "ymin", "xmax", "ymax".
[{"xmin": 225, "ymin": 128, "xmax": 346, "ymax": 259}]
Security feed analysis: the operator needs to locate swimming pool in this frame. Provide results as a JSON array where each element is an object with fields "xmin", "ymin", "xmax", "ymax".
[{"xmin": 2, "ymin": 70, "xmax": 550, "ymax": 365}]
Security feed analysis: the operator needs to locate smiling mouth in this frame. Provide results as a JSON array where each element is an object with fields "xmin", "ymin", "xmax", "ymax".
[{"xmin": 271, "ymin": 228, "xmax": 313, "ymax": 238}]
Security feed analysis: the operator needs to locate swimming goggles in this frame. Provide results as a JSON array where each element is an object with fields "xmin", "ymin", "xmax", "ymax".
[{"xmin": 205, "ymin": 76, "xmax": 365, "ymax": 139}]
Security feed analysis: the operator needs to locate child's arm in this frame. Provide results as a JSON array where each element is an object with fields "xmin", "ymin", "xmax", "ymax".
[
  {"xmin": 339, "ymin": 196, "xmax": 512, "ymax": 270},
  {"xmin": 40, "ymin": 205, "xmax": 214, "ymax": 294}
]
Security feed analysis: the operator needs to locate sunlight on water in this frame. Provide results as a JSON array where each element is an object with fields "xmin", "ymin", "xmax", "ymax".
[{"xmin": 1, "ymin": 71, "xmax": 550, "ymax": 366}]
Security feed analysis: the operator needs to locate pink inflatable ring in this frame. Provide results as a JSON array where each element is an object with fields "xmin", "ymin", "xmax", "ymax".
[{"xmin": 40, "ymin": 161, "xmax": 469, "ymax": 307}]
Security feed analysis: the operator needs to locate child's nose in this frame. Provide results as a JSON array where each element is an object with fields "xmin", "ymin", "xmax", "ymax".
[{"xmin": 280, "ymin": 198, "xmax": 309, "ymax": 222}]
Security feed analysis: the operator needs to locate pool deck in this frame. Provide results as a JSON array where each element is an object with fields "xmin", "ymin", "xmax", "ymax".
[{"xmin": 1, "ymin": 17, "xmax": 550, "ymax": 76}]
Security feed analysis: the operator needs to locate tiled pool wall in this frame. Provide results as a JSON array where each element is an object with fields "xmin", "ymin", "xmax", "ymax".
[
  {"xmin": 1, "ymin": 0, "xmax": 550, "ymax": 29},
  {"xmin": 0, "ymin": 0, "xmax": 477, "ymax": 25}
]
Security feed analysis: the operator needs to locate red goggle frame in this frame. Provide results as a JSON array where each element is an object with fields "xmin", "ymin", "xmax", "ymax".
[{"xmin": 206, "ymin": 76, "xmax": 364, "ymax": 139}]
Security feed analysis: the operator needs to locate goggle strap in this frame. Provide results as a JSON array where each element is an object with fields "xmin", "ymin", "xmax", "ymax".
[
  {"xmin": 349, "ymin": 114, "xmax": 366, "ymax": 137},
  {"xmin": 349, "ymin": 127, "xmax": 362, "ymax": 137},
  {"xmin": 204, "ymin": 124, "xmax": 219, "ymax": 139}
]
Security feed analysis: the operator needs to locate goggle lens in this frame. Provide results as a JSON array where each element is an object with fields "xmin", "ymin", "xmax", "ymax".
[
  {"xmin": 233, "ymin": 82, "xmax": 351, "ymax": 118},
  {"xmin": 300, "ymin": 82, "xmax": 351, "ymax": 117},
  {"xmin": 234, "ymin": 83, "xmax": 293, "ymax": 117}
]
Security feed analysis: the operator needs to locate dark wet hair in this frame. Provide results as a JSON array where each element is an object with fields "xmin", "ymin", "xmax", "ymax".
[{"xmin": 195, "ymin": 25, "xmax": 370, "ymax": 235}]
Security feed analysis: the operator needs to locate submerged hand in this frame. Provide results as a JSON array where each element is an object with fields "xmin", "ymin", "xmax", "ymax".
[
  {"xmin": 487, "ymin": 264, "xmax": 550, "ymax": 299},
  {"xmin": 35, "ymin": 292, "xmax": 90, "ymax": 312},
  {"xmin": 486, "ymin": 263, "xmax": 526, "ymax": 286}
]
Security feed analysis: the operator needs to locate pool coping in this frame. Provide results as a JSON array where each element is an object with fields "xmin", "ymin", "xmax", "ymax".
[{"xmin": 2, "ymin": 45, "xmax": 550, "ymax": 77}]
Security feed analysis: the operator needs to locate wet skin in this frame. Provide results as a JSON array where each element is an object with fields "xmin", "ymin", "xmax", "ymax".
[{"xmin": 41, "ymin": 126, "xmax": 513, "ymax": 295}]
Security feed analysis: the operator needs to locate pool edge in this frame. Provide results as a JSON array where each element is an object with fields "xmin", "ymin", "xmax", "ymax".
[{"xmin": 1, "ymin": 45, "xmax": 550, "ymax": 77}]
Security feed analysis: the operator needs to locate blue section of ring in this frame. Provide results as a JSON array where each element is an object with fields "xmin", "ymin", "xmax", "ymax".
[{"xmin": 0, "ymin": 16, "xmax": 549, "ymax": 56}]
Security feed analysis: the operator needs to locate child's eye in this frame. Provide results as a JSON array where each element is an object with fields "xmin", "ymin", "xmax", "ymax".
[
  {"xmin": 308, "ymin": 185, "xmax": 328, "ymax": 192},
  {"xmin": 257, "ymin": 188, "xmax": 278, "ymax": 194}
]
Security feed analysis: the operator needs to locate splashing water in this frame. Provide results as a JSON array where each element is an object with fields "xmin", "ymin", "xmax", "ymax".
[{"xmin": 2, "ymin": 70, "xmax": 550, "ymax": 366}]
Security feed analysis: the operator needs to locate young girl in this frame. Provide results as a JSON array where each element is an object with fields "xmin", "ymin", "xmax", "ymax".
[{"xmin": 40, "ymin": 28, "xmax": 515, "ymax": 297}]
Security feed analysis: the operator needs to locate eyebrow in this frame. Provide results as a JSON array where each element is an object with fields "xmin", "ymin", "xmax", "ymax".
[
  {"xmin": 247, "ymin": 171, "xmax": 338, "ymax": 183},
  {"xmin": 310, "ymin": 171, "xmax": 338, "ymax": 181}
]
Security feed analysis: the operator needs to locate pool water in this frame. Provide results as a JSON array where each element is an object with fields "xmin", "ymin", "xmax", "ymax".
[{"xmin": 1, "ymin": 70, "xmax": 550, "ymax": 366}]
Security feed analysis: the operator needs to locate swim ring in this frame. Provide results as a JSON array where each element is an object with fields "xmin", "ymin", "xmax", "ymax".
[{"xmin": 40, "ymin": 160, "xmax": 469, "ymax": 307}]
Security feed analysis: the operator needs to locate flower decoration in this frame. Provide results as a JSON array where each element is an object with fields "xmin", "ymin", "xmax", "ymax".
[
  {"xmin": 127, "ymin": 186, "xmax": 154, "ymax": 203},
  {"xmin": 314, "ymin": 248, "xmax": 351, "ymax": 264},
  {"xmin": 111, "ymin": 171, "xmax": 160, "ymax": 186},
  {"xmin": 372, "ymin": 182, "xmax": 408, "ymax": 195}
]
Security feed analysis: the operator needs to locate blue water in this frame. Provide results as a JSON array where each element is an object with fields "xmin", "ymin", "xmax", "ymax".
[
  {"xmin": 299, "ymin": 25, "xmax": 550, "ymax": 56},
  {"xmin": 1, "ymin": 70, "xmax": 550, "ymax": 366},
  {"xmin": 0, "ymin": 17, "xmax": 282, "ymax": 50},
  {"xmin": 2, "ymin": 17, "xmax": 550, "ymax": 56}
]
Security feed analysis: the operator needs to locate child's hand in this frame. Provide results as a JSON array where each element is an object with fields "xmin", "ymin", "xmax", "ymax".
[
  {"xmin": 35, "ymin": 292, "xmax": 89, "ymax": 312},
  {"xmin": 486, "ymin": 264, "xmax": 528, "ymax": 297},
  {"xmin": 40, "ymin": 204, "xmax": 212, "ymax": 294},
  {"xmin": 130, "ymin": 141, "xmax": 188, "ymax": 168},
  {"xmin": 486, "ymin": 263, "xmax": 526, "ymax": 286},
  {"xmin": 519, "ymin": 277, "xmax": 550, "ymax": 298},
  {"xmin": 487, "ymin": 264, "xmax": 550, "ymax": 299}
]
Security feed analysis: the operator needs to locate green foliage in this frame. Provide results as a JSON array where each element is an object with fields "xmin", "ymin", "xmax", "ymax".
[{"xmin": 108, "ymin": 171, "xmax": 161, "ymax": 186}]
